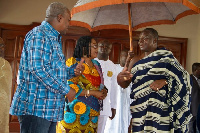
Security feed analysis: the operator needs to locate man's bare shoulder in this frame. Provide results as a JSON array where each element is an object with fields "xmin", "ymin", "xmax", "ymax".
[{"xmin": 128, "ymin": 54, "xmax": 143, "ymax": 71}]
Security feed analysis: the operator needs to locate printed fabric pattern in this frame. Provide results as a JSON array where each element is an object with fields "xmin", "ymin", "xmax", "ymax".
[
  {"xmin": 9, "ymin": 21, "xmax": 75, "ymax": 122},
  {"xmin": 57, "ymin": 57, "xmax": 104, "ymax": 133}
]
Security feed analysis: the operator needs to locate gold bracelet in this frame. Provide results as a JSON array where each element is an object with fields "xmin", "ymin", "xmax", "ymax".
[
  {"xmin": 87, "ymin": 90, "xmax": 90, "ymax": 97},
  {"xmin": 85, "ymin": 90, "xmax": 90, "ymax": 98},
  {"xmin": 165, "ymin": 80, "xmax": 168, "ymax": 85},
  {"xmin": 85, "ymin": 90, "xmax": 88, "ymax": 98}
]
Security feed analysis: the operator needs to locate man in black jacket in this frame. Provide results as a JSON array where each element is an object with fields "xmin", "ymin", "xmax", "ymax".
[{"xmin": 189, "ymin": 63, "xmax": 200, "ymax": 133}]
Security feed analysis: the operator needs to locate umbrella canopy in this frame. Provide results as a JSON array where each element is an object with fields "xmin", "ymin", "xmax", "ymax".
[
  {"xmin": 70, "ymin": 0, "xmax": 200, "ymax": 50},
  {"xmin": 71, "ymin": 0, "xmax": 200, "ymax": 31}
]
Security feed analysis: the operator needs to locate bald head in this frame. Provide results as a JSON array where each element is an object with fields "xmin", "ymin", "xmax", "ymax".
[
  {"xmin": 97, "ymin": 40, "xmax": 112, "ymax": 61},
  {"xmin": 142, "ymin": 28, "xmax": 158, "ymax": 41}
]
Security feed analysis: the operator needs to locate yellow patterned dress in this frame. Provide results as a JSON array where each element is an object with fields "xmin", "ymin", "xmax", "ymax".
[{"xmin": 57, "ymin": 57, "xmax": 104, "ymax": 133}]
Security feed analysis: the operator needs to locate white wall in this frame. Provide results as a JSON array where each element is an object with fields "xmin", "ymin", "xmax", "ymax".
[
  {"xmin": 0, "ymin": 0, "xmax": 77, "ymax": 25},
  {"xmin": 0, "ymin": 0, "xmax": 200, "ymax": 73}
]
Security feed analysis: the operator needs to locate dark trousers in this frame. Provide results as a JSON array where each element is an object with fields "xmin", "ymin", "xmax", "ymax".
[
  {"xmin": 18, "ymin": 115, "xmax": 57, "ymax": 133},
  {"xmin": 188, "ymin": 116, "xmax": 196, "ymax": 133},
  {"xmin": 197, "ymin": 105, "xmax": 200, "ymax": 132}
]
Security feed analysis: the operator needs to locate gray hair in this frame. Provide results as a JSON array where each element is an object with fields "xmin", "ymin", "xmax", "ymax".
[{"xmin": 46, "ymin": 2, "xmax": 69, "ymax": 19}]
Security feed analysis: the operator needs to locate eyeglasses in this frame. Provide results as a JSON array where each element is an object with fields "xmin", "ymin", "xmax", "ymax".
[{"xmin": 90, "ymin": 45, "xmax": 98, "ymax": 49}]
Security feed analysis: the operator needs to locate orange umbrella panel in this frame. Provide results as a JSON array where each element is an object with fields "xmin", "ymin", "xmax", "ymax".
[
  {"xmin": 70, "ymin": 0, "xmax": 200, "ymax": 51},
  {"xmin": 71, "ymin": 2, "xmax": 199, "ymax": 32}
]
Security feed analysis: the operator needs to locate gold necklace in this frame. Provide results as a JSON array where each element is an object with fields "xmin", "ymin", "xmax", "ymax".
[{"xmin": 85, "ymin": 62, "xmax": 95, "ymax": 74}]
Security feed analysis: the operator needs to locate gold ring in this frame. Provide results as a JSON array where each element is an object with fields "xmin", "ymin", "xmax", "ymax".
[
  {"xmin": 157, "ymin": 88, "xmax": 159, "ymax": 91},
  {"xmin": 123, "ymin": 77, "xmax": 127, "ymax": 80}
]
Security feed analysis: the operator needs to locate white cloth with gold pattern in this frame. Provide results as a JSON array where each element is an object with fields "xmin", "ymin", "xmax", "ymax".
[{"xmin": 0, "ymin": 57, "xmax": 12, "ymax": 133}]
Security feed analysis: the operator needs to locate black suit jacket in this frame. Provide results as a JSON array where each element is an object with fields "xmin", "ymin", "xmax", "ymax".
[{"xmin": 190, "ymin": 74, "xmax": 200, "ymax": 116}]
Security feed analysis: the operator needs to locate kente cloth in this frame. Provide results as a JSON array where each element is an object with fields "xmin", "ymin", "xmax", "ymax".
[
  {"xmin": 56, "ymin": 57, "xmax": 104, "ymax": 133},
  {"xmin": 130, "ymin": 48, "xmax": 192, "ymax": 133}
]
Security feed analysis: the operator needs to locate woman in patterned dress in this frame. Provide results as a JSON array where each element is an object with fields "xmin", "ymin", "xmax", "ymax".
[{"xmin": 57, "ymin": 36, "xmax": 107, "ymax": 133}]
